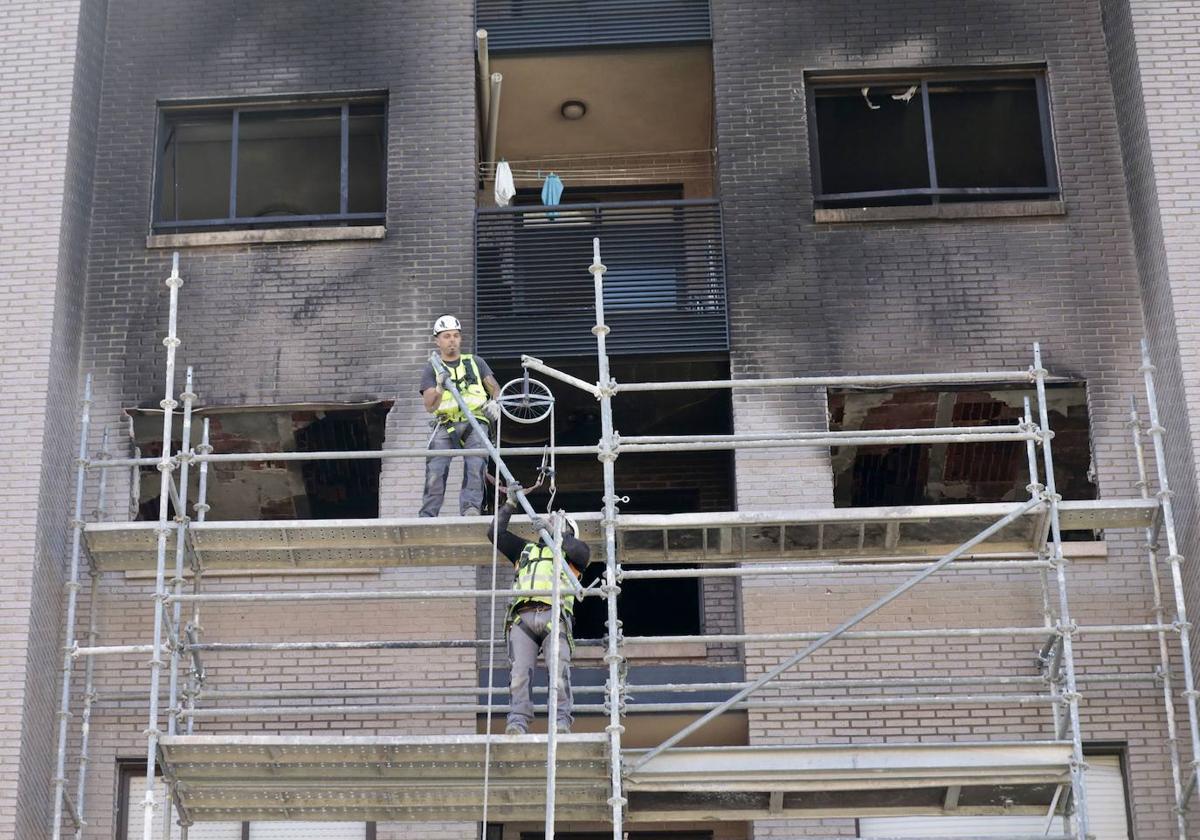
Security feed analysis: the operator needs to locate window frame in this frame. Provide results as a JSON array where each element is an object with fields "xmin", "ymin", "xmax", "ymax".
[
  {"xmin": 805, "ymin": 66, "xmax": 1060, "ymax": 208},
  {"xmin": 115, "ymin": 761, "xmax": 377, "ymax": 840},
  {"xmin": 151, "ymin": 93, "xmax": 388, "ymax": 233}
]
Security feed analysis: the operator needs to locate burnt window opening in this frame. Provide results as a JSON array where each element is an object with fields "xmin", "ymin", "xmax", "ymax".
[
  {"xmin": 488, "ymin": 354, "xmax": 734, "ymax": 640},
  {"xmin": 154, "ymin": 96, "xmax": 386, "ymax": 233},
  {"xmin": 131, "ymin": 403, "xmax": 390, "ymax": 522},
  {"xmin": 829, "ymin": 384, "xmax": 1095, "ymax": 514},
  {"xmin": 808, "ymin": 71, "xmax": 1058, "ymax": 208}
]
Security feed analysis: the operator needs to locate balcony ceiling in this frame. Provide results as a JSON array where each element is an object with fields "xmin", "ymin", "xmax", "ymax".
[{"xmin": 491, "ymin": 45, "xmax": 713, "ymax": 159}]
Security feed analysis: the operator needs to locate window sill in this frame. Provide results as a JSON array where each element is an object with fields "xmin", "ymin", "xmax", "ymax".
[
  {"xmin": 146, "ymin": 225, "xmax": 387, "ymax": 249},
  {"xmin": 813, "ymin": 199, "xmax": 1065, "ymax": 225}
]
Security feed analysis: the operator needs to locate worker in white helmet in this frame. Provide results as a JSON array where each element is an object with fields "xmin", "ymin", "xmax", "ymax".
[
  {"xmin": 418, "ymin": 315, "xmax": 501, "ymax": 517},
  {"xmin": 488, "ymin": 487, "xmax": 592, "ymax": 735}
]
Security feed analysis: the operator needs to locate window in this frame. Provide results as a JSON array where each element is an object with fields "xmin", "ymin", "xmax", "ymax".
[
  {"xmin": 154, "ymin": 97, "xmax": 386, "ymax": 231},
  {"xmin": 858, "ymin": 751, "xmax": 1131, "ymax": 840},
  {"xmin": 808, "ymin": 70, "xmax": 1058, "ymax": 208},
  {"xmin": 116, "ymin": 764, "xmax": 374, "ymax": 840}
]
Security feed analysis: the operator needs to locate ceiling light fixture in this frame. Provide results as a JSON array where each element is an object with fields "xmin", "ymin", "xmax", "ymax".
[{"xmin": 560, "ymin": 100, "xmax": 587, "ymax": 120}]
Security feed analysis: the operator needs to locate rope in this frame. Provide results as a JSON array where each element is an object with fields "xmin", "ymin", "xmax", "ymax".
[
  {"xmin": 480, "ymin": 410, "xmax": 504, "ymax": 829},
  {"xmin": 546, "ymin": 407, "xmax": 557, "ymax": 513}
]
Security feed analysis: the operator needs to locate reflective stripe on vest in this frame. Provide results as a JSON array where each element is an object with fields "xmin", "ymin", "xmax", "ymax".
[
  {"xmin": 435, "ymin": 355, "xmax": 489, "ymax": 422},
  {"xmin": 512, "ymin": 543, "xmax": 579, "ymax": 614}
]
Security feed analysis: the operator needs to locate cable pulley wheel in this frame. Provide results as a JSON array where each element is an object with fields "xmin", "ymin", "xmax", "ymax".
[{"xmin": 497, "ymin": 377, "xmax": 555, "ymax": 424}]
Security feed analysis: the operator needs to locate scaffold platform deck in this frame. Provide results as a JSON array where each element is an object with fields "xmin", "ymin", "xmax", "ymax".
[
  {"xmin": 158, "ymin": 735, "xmax": 1070, "ymax": 823},
  {"xmin": 159, "ymin": 734, "xmax": 613, "ymax": 823},
  {"xmin": 84, "ymin": 498, "xmax": 1155, "ymax": 572}
]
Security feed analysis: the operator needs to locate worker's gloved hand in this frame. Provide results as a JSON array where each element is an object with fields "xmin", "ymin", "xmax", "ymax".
[
  {"xmin": 504, "ymin": 481, "xmax": 522, "ymax": 509},
  {"xmin": 531, "ymin": 515, "xmax": 550, "ymax": 535},
  {"xmin": 483, "ymin": 400, "xmax": 501, "ymax": 423},
  {"xmin": 437, "ymin": 371, "xmax": 452, "ymax": 390}
]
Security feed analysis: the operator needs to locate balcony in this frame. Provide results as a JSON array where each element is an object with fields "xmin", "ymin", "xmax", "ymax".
[
  {"xmin": 476, "ymin": 0, "xmax": 711, "ymax": 53},
  {"xmin": 475, "ymin": 199, "xmax": 727, "ymax": 358}
]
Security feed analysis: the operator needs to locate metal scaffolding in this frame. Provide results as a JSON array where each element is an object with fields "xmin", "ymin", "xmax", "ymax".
[{"xmin": 49, "ymin": 247, "xmax": 1200, "ymax": 839}]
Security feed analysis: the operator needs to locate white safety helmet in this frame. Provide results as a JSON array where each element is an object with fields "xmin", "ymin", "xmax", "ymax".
[{"xmin": 433, "ymin": 314, "xmax": 462, "ymax": 335}]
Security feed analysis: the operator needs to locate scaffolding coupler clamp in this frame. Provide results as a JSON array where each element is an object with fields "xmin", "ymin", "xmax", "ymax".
[
  {"xmin": 1055, "ymin": 621, "xmax": 1078, "ymax": 638},
  {"xmin": 596, "ymin": 378, "xmax": 617, "ymax": 400}
]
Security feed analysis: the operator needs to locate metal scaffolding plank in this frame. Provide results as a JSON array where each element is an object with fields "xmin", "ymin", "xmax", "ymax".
[
  {"xmin": 623, "ymin": 740, "xmax": 1072, "ymax": 821},
  {"xmin": 84, "ymin": 499, "xmax": 1155, "ymax": 572},
  {"xmin": 159, "ymin": 735, "xmax": 1070, "ymax": 823},
  {"xmin": 160, "ymin": 734, "xmax": 611, "ymax": 823}
]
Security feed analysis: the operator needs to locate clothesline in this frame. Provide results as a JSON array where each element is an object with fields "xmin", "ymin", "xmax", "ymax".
[{"xmin": 484, "ymin": 148, "xmax": 715, "ymax": 165}]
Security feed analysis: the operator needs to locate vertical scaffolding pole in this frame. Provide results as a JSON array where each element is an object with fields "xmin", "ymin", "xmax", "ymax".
[
  {"xmin": 1031, "ymin": 343, "xmax": 1089, "ymax": 839},
  {"xmin": 1140, "ymin": 339, "xmax": 1200, "ymax": 811},
  {"xmin": 1130, "ymin": 396, "xmax": 1188, "ymax": 839},
  {"xmin": 590, "ymin": 237, "xmax": 627, "ymax": 840},
  {"xmin": 73, "ymin": 427, "xmax": 108, "ymax": 840},
  {"xmin": 1025, "ymin": 398, "xmax": 1064, "ymax": 740},
  {"xmin": 544, "ymin": 516, "xmax": 564, "ymax": 840},
  {"xmin": 51, "ymin": 374, "xmax": 92, "ymax": 840},
  {"xmin": 141, "ymin": 253, "xmax": 183, "ymax": 840},
  {"xmin": 163, "ymin": 368, "xmax": 196, "ymax": 840},
  {"xmin": 185, "ymin": 418, "xmax": 211, "ymax": 736}
]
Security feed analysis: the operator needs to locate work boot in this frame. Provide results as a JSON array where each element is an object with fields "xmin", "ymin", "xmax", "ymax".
[
  {"xmin": 505, "ymin": 723, "xmax": 526, "ymax": 736},
  {"xmin": 463, "ymin": 506, "xmax": 480, "ymax": 517},
  {"xmin": 555, "ymin": 723, "xmax": 571, "ymax": 735}
]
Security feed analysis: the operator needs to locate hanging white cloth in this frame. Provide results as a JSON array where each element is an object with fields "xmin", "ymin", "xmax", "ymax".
[{"xmin": 494, "ymin": 161, "xmax": 516, "ymax": 207}]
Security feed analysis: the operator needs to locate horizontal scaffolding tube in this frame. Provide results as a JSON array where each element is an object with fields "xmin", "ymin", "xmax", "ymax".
[
  {"xmin": 612, "ymin": 371, "xmax": 1045, "ymax": 393},
  {"xmin": 87, "ymin": 426, "xmax": 1040, "ymax": 470},
  {"xmin": 73, "ymin": 644, "xmax": 156, "ymax": 657},
  {"xmin": 621, "ymin": 561, "xmax": 1052, "ymax": 580},
  {"xmin": 92, "ymin": 671, "xmax": 1161, "ymax": 706},
  {"xmin": 168, "ymin": 587, "xmax": 605, "ymax": 604},
  {"xmin": 182, "ymin": 623, "xmax": 1175, "ymax": 653},
  {"xmin": 181, "ymin": 693, "xmax": 1055, "ymax": 718}
]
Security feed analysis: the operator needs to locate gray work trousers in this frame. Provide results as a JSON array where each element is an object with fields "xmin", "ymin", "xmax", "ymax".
[
  {"xmin": 506, "ymin": 606, "xmax": 573, "ymax": 731},
  {"xmin": 419, "ymin": 421, "xmax": 487, "ymax": 517}
]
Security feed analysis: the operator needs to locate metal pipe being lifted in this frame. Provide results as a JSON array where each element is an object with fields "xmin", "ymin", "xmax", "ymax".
[
  {"xmin": 521, "ymin": 356, "xmax": 602, "ymax": 397},
  {"xmin": 620, "ymin": 561, "xmax": 1053, "ymax": 580}
]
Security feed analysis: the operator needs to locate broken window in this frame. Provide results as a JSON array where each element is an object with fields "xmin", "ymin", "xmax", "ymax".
[
  {"xmin": 130, "ymin": 403, "xmax": 390, "ymax": 521},
  {"xmin": 828, "ymin": 384, "xmax": 1094, "ymax": 508},
  {"xmin": 808, "ymin": 71, "xmax": 1058, "ymax": 208},
  {"xmin": 154, "ymin": 97, "xmax": 386, "ymax": 231}
]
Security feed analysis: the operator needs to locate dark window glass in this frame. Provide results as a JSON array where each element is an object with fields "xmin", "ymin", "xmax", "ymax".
[
  {"xmin": 814, "ymin": 84, "xmax": 930, "ymax": 197},
  {"xmin": 154, "ymin": 98, "xmax": 385, "ymax": 230},
  {"xmin": 159, "ymin": 113, "xmax": 232, "ymax": 222},
  {"xmin": 236, "ymin": 108, "xmax": 342, "ymax": 218},
  {"xmin": 929, "ymin": 79, "xmax": 1047, "ymax": 189},
  {"xmin": 809, "ymin": 74, "xmax": 1056, "ymax": 208}
]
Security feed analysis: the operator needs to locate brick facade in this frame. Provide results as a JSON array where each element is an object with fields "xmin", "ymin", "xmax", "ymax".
[{"xmin": 0, "ymin": 0, "xmax": 1197, "ymax": 837}]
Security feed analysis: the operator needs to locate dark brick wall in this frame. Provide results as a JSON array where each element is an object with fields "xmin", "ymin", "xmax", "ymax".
[{"xmin": 711, "ymin": 1, "xmax": 1179, "ymax": 836}]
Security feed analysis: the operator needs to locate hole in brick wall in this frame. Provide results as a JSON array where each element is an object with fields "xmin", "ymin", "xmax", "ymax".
[
  {"xmin": 129, "ymin": 402, "xmax": 391, "ymax": 521},
  {"xmin": 828, "ymin": 383, "xmax": 1095, "ymax": 518}
]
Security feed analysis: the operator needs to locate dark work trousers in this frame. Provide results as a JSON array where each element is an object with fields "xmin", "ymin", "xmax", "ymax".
[
  {"xmin": 419, "ymin": 420, "xmax": 487, "ymax": 517},
  {"xmin": 506, "ymin": 606, "xmax": 573, "ymax": 732}
]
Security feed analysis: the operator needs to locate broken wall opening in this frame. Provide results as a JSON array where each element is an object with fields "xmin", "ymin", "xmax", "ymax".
[
  {"xmin": 828, "ymin": 383, "xmax": 1094, "ymax": 509},
  {"xmin": 130, "ymin": 402, "xmax": 391, "ymax": 521}
]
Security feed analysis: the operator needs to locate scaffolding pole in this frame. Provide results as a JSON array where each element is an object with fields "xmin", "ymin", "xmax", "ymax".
[
  {"xmin": 1032, "ymin": 343, "xmax": 1089, "ymax": 839},
  {"xmin": 162, "ymin": 367, "xmax": 196, "ymax": 840},
  {"xmin": 186, "ymin": 418, "xmax": 211, "ymax": 737},
  {"xmin": 1141, "ymin": 339, "xmax": 1200, "ymax": 816},
  {"xmin": 1131, "ymin": 394, "xmax": 1188, "ymax": 839},
  {"xmin": 50, "ymin": 375, "xmax": 92, "ymax": 840},
  {"xmin": 141, "ymin": 253, "xmax": 183, "ymax": 840},
  {"xmin": 589, "ymin": 237, "xmax": 626, "ymax": 840}
]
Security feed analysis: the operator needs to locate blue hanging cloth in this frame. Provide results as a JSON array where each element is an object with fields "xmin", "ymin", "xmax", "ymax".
[{"xmin": 541, "ymin": 172, "xmax": 564, "ymax": 218}]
